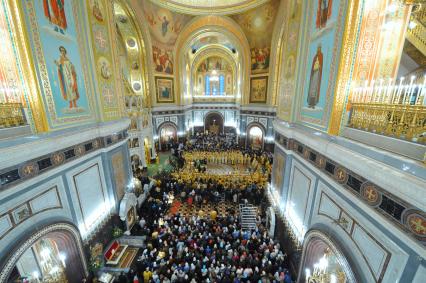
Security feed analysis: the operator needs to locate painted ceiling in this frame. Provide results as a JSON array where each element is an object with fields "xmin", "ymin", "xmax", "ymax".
[
  {"xmin": 148, "ymin": 0, "xmax": 270, "ymax": 15},
  {"xmin": 135, "ymin": 0, "xmax": 281, "ymax": 76}
]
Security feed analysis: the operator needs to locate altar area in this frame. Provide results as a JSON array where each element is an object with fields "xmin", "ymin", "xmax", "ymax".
[{"xmin": 172, "ymin": 150, "xmax": 271, "ymax": 189}]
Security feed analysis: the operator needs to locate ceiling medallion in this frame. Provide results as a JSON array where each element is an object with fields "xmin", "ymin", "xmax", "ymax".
[{"xmin": 148, "ymin": 0, "xmax": 270, "ymax": 15}]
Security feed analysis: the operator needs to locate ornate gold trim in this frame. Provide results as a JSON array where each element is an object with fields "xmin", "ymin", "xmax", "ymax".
[
  {"xmin": 328, "ymin": 0, "xmax": 362, "ymax": 135},
  {"xmin": 6, "ymin": 0, "xmax": 48, "ymax": 132},
  {"xmin": 148, "ymin": 0, "xmax": 269, "ymax": 16}
]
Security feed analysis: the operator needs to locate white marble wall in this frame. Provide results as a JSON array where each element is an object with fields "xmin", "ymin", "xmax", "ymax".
[{"xmin": 274, "ymin": 141, "xmax": 425, "ymax": 283}]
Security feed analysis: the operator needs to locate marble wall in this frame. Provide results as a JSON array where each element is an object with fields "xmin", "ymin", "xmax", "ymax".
[
  {"xmin": 272, "ymin": 125, "xmax": 426, "ymax": 283},
  {"xmin": 0, "ymin": 121, "xmax": 132, "ymax": 269}
]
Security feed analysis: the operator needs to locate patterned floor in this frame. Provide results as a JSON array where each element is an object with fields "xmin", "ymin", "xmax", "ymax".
[
  {"xmin": 168, "ymin": 197, "xmax": 239, "ymax": 218},
  {"xmin": 206, "ymin": 164, "xmax": 251, "ymax": 176}
]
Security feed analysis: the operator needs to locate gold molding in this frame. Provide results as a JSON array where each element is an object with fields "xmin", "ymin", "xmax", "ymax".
[
  {"xmin": 328, "ymin": 0, "xmax": 362, "ymax": 135},
  {"xmin": 147, "ymin": 0, "xmax": 269, "ymax": 16},
  {"xmin": 6, "ymin": 0, "xmax": 48, "ymax": 132}
]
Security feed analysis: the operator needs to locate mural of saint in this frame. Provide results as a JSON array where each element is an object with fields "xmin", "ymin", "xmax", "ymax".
[
  {"xmin": 153, "ymin": 46, "xmax": 173, "ymax": 74},
  {"xmin": 43, "ymin": 0, "xmax": 67, "ymax": 34},
  {"xmin": 54, "ymin": 46, "xmax": 80, "ymax": 110},
  {"xmin": 316, "ymin": 0, "xmax": 332, "ymax": 29},
  {"xmin": 159, "ymin": 16, "xmax": 169, "ymax": 37},
  {"xmin": 92, "ymin": 0, "xmax": 103, "ymax": 22},
  {"xmin": 307, "ymin": 46, "xmax": 323, "ymax": 108}
]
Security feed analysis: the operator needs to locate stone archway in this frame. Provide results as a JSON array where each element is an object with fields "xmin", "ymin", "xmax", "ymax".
[
  {"xmin": 298, "ymin": 230, "xmax": 358, "ymax": 283},
  {"xmin": 204, "ymin": 112, "xmax": 224, "ymax": 135},
  {"xmin": 246, "ymin": 123, "xmax": 265, "ymax": 150},
  {"xmin": 158, "ymin": 122, "xmax": 178, "ymax": 151},
  {"xmin": 0, "ymin": 223, "xmax": 88, "ymax": 283}
]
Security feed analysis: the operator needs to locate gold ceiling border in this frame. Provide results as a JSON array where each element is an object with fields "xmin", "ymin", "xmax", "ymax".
[
  {"xmin": 6, "ymin": 0, "xmax": 48, "ymax": 133},
  {"xmin": 174, "ymin": 15, "xmax": 251, "ymax": 105},
  {"xmin": 328, "ymin": 0, "xmax": 363, "ymax": 136},
  {"xmin": 147, "ymin": 0, "xmax": 269, "ymax": 16}
]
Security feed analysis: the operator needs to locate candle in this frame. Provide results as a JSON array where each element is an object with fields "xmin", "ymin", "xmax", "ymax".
[
  {"xmin": 395, "ymin": 77, "xmax": 405, "ymax": 104},
  {"xmin": 385, "ymin": 78, "xmax": 393, "ymax": 103},
  {"xmin": 407, "ymin": 76, "xmax": 416, "ymax": 105},
  {"xmin": 416, "ymin": 75, "xmax": 426, "ymax": 105},
  {"xmin": 378, "ymin": 79, "xmax": 384, "ymax": 103},
  {"xmin": 362, "ymin": 80, "xmax": 369, "ymax": 102},
  {"xmin": 403, "ymin": 76, "xmax": 415, "ymax": 104},
  {"xmin": 369, "ymin": 80, "xmax": 375, "ymax": 103}
]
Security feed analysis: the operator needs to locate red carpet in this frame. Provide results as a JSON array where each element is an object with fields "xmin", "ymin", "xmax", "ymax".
[{"xmin": 169, "ymin": 200, "xmax": 181, "ymax": 215}]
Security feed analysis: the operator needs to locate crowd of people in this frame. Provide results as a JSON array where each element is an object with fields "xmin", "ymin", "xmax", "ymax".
[
  {"xmin": 113, "ymin": 133, "xmax": 294, "ymax": 282},
  {"xmin": 123, "ymin": 175, "xmax": 292, "ymax": 283}
]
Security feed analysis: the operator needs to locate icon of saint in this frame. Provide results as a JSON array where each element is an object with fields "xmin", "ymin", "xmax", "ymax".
[
  {"xmin": 43, "ymin": 0, "xmax": 67, "ymax": 34},
  {"xmin": 54, "ymin": 46, "xmax": 80, "ymax": 109}
]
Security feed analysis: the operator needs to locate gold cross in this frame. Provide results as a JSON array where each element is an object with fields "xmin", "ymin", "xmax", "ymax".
[
  {"xmin": 365, "ymin": 187, "xmax": 377, "ymax": 201},
  {"xmin": 23, "ymin": 165, "xmax": 34, "ymax": 175}
]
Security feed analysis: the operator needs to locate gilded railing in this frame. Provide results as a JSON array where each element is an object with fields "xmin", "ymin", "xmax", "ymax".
[
  {"xmin": 348, "ymin": 76, "xmax": 426, "ymax": 144},
  {"xmin": 0, "ymin": 103, "xmax": 27, "ymax": 129},
  {"xmin": 406, "ymin": 18, "xmax": 426, "ymax": 56}
]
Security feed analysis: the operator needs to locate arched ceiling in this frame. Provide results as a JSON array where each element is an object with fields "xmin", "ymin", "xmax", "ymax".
[{"xmin": 147, "ymin": 0, "xmax": 270, "ymax": 15}]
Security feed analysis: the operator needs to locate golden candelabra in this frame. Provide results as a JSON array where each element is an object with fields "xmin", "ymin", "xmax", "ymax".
[
  {"xmin": 349, "ymin": 76, "xmax": 426, "ymax": 144},
  {"xmin": 348, "ymin": 103, "xmax": 426, "ymax": 144},
  {"xmin": 0, "ymin": 103, "xmax": 27, "ymax": 129}
]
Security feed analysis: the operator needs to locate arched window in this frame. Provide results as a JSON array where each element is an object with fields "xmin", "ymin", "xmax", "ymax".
[
  {"xmin": 219, "ymin": 75, "xmax": 225, "ymax": 95},
  {"xmin": 205, "ymin": 75, "xmax": 210, "ymax": 96}
]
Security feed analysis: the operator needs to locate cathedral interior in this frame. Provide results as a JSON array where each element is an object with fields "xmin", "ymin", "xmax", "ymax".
[{"xmin": 0, "ymin": 0, "xmax": 425, "ymax": 282}]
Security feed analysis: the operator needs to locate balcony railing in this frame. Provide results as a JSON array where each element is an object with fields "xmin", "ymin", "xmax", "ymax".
[
  {"xmin": 0, "ymin": 103, "xmax": 27, "ymax": 129},
  {"xmin": 348, "ymin": 77, "xmax": 426, "ymax": 144}
]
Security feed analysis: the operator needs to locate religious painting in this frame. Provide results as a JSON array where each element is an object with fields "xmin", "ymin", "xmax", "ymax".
[
  {"xmin": 127, "ymin": 206, "xmax": 137, "ymax": 230},
  {"xmin": 250, "ymin": 76, "xmax": 268, "ymax": 103},
  {"xmin": 272, "ymin": 152, "xmax": 286, "ymax": 193},
  {"xmin": 22, "ymin": 0, "xmax": 93, "ymax": 127},
  {"xmin": 316, "ymin": 0, "xmax": 333, "ymax": 30},
  {"xmin": 298, "ymin": 0, "xmax": 343, "ymax": 130},
  {"xmin": 90, "ymin": 0, "xmax": 104, "ymax": 22},
  {"xmin": 152, "ymin": 46, "xmax": 173, "ymax": 74},
  {"xmin": 142, "ymin": 1, "xmax": 191, "ymax": 75},
  {"xmin": 307, "ymin": 45, "xmax": 323, "ymax": 109},
  {"xmin": 197, "ymin": 56, "xmax": 231, "ymax": 73},
  {"xmin": 112, "ymin": 151, "xmax": 127, "ymax": 200},
  {"xmin": 251, "ymin": 47, "xmax": 270, "ymax": 74},
  {"xmin": 97, "ymin": 57, "xmax": 112, "ymax": 80},
  {"xmin": 232, "ymin": 0, "xmax": 279, "ymax": 73},
  {"xmin": 156, "ymin": 77, "xmax": 174, "ymax": 103},
  {"xmin": 301, "ymin": 38, "xmax": 331, "ymax": 119}
]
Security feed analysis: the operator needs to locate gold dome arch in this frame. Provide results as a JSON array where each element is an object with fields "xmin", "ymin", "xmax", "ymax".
[
  {"xmin": 175, "ymin": 16, "xmax": 251, "ymax": 105},
  {"xmin": 147, "ymin": 0, "xmax": 270, "ymax": 15}
]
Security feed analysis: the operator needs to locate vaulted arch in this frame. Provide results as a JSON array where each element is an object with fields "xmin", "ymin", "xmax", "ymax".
[{"xmin": 174, "ymin": 16, "xmax": 251, "ymax": 105}]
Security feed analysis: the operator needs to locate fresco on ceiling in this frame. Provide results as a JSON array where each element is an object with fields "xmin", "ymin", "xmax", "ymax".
[
  {"xmin": 22, "ymin": 0, "xmax": 94, "ymax": 128},
  {"xmin": 278, "ymin": 0, "xmax": 303, "ymax": 121},
  {"xmin": 298, "ymin": 0, "xmax": 345, "ymax": 130},
  {"xmin": 143, "ymin": 1, "xmax": 192, "ymax": 75},
  {"xmin": 232, "ymin": 0, "xmax": 279, "ymax": 74},
  {"xmin": 191, "ymin": 35, "xmax": 234, "ymax": 53},
  {"xmin": 197, "ymin": 56, "xmax": 231, "ymax": 73}
]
